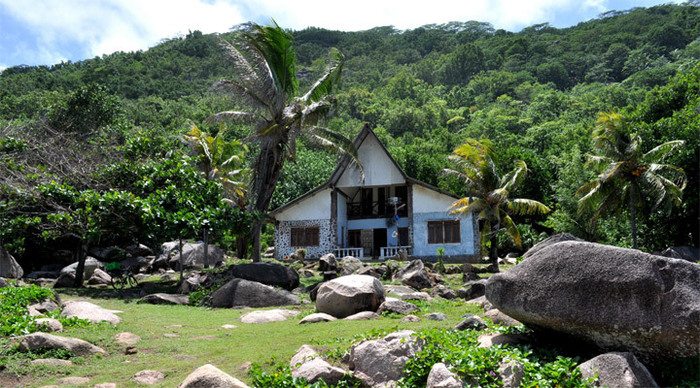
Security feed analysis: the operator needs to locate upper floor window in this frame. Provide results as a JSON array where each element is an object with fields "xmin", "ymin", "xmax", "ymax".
[{"xmin": 427, "ymin": 220, "xmax": 460, "ymax": 244}]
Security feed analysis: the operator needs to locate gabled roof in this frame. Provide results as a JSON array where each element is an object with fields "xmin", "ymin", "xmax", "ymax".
[{"xmin": 270, "ymin": 124, "xmax": 460, "ymax": 216}]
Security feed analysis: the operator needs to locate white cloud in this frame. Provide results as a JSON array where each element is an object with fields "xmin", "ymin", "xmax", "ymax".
[
  {"xmin": 239, "ymin": 0, "xmax": 608, "ymax": 31},
  {"xmin": 0, "ymin": 0, "xmax": 245, "ymax": 63}
]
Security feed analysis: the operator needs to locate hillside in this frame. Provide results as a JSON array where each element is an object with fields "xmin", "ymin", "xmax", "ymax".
[{"xmin": 0, "ymin": 3, "xmax": 698, "ymax": 264}]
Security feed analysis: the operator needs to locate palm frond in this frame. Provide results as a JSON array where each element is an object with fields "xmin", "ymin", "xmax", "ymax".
[
  {"xmin": 244, "ymin": 21, "xmax": 298, "ymax": 99},
  {"xmin": 500, "ymin": 160, "xmax": 527, "ymax": 192},
  {"xmin": 500, "ymin": 213, "xmax": 522, "ymax": 249},
  {"xmin": 507, "ymin": 198, "xmax": 551, "ymax": 216},
  {"xmin": 301, "ymin": 48, "xmax": 345, "ymax": 103},
  {"xmin": 304, "ymin": 126, "xmax": 363, "ymax": 180},
  {"xmin": 450, "ymin": 197, "xmax": 486, "ymax": 215},
  {"xmin": 643, "ymin": 140, "xmax": 685, "ymax": 163},
  {"xmin": 211, "ymin": 80, "xmax": 271, "ymax": 113}
]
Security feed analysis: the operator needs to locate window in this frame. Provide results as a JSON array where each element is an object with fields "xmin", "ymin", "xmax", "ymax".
[
  {"xmin": 291, "ymin": 227, "xmax": 320, "ymax": 247},
  {"xmin": 427, "ymin": 220, "xmax": 460, "ymax": 244}
]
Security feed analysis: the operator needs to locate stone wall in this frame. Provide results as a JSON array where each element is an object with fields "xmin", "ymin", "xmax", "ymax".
[{"xmin": 274, "ymin": 219, "xmax": 334, "ymax": 260}]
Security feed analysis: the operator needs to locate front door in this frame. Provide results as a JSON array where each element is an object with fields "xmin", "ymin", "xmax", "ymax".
[{"xmin": 373, "ymin": 228, "xmax": 387, "ymax": 259}]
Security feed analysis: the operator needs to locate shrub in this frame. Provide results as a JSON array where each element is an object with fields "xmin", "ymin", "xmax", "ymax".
[{"xmin": 0, "ymin": 283, "xmax": 88, "ymax": 336}]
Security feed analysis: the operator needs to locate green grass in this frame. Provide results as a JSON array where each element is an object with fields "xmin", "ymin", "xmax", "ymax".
[{"xmin": 2, "ymin": 291, "xmax": 481, "ymax": 387}]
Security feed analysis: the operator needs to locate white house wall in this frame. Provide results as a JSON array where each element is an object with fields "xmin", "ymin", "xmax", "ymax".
[
  {"xmin": 275, "ymin": 189, "xmax": 332, "ymax": 221},
  {"xmin": 412, "ymin": 184, "xmax": 457, "ymax": 213},
  {"xmin": 336, "ymin": 133, "xmax": 405, "ymax": 188}
]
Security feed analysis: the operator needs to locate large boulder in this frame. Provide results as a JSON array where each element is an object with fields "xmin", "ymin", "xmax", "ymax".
[
  {"xmin": 210, "ymin": 279, "xmax": 300, "ymax": 308},
  {"xmin": 394, "ymin": 259, "xmax": 434, "ymax": 290},
  {"xmin": 318, "ymin": 253, "xmax": 337, "ymax": 272},
  {"xmin": 160, "ymin": 241, "xmax": 225, "ymax": 269},
  {"xmin": 658, "ymin": 246, "xmax": 699, "ymax": 263},
  {"xmin": 0, "ymin": 247, "xmax": 23, "ymax": 278},
  {"xmin": 348, "ymin": 330, "xmax": 422, "ymax": 386},
  {"xmin": 289, "ymin": 345, "xmax": 347, "ymax": 385},
  {"xmin": 427, "ymin": 363, "xmax": 463, "ymax": 388},
  {"xmin": 338, "ymin": 256, "xmax": 364, "ymax": 275},
  {"xmin": 315, "ymin": 275, "xmax": 385, "ymax": 318},
  {"xmin": 61, "ymin": 301, "xmax": 121, "ymax": 324},
  {"xmin": 86, "ymin": 268, "xmax": 112, "ymax": 285},
  {"xmin": 53, "ymin": 272, "xmax": 76, "ymax": 288},
  {"xmin": 239, "ymin": 309, "xmax": 299, "ymax": 323},
  {"xmin": 578, "ymin": 352, "xmax": 659, "ymax": 388},
  {"xmin": 179, "ymin": 364, "xmax": 249, "ymax": 388},
  {"xmin": 229, "ymin": 262, "xmax": 299, "ymax": 291},
  {"xmin": 522, "ymin": 233, "xmax": 582, "ymax": 259},
  {"xmin": 60, "ymin": 257, "xmax": 103, "ymax": 279},
  {"xmin": 486, "ymin": 241, "xmax": 700, "ymax": 361},
  {"xmin": 19, "ymin": 332, "xmax": 105, "ymax": 356}
]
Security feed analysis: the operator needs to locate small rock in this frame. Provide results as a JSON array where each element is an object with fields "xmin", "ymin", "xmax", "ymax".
[
  {"xmin": 221, "ymin": 324, "xmax": 237, "ymax": 329},
  {"xmin": 28, "ymin": 299, "xmax": 60, "ymax": 314},
  {"xmin": 348, "ymin": 330, "xmax": 422, "ymax": 386},
  {"xmin": 133, "ymin": 370, "xmax": 165, "ymax": 385},
  {"xmin": 299, "ymin": 313, "xmax": 337, "ymax": 324},
  {"xmin": 401, "ymin": 314, "xmax": 421, "ymax": 322},
  {"xmin": 57, "ymin": 377, "xmax": 90, "ymax": 385},
  {"xmin": 378, "ymin": 298, "xmax": 418, "ymax": 315},
  {"xmin": 395, "ymin": 259, "xmax": 434, "ymax": 290},
  {"xmin": 61, "ymin": 301, "xmax": 121, "ymax": 324},
  {"xmin": 35, "ymin": 318, "xmax": 63, "ymax": 332},
  {"xmin": 140, "ymin": 293, "xmax": 189, "ymax": 305},
  {"xmin": 178, "ymin": 364, "xmax": 249, "ymax": 388},
  {"xmin": 0, "ymin": 246, "xmax": 23, "ymax": 278},
  {"xmin": 163, "ymin": 333, "xmax": 179, "ymax": 338},
  {"xmin": 30, "ymin": 358, "xmax": 73, "ymax": 367},
  {"xmin": 433, "ymin": 285, "xmax": 457, "ymax": 300},
  {"xmin": 114, "ymin": 332, "xmax": 140, "ymax": 346},
  {"xmin": 344, "ymin": 311, "xmax": 379, "ymax": 320},
  {"xmin": 477, "ymin": 333, "xmax": 528, "ymax": 348},
  {"xmin": 19, "ymin": 333, "xmax": 105, "ymax": 356},
  {"xmin": 498, "ymin": 359, "xmax": 524, "ymax": 388},
  {"xmin": 240, "ymin": 309, "xmax": 299, "ymax": 324},
  {"xmin": 293, "ymin": 358, "xmax": 347, "ymax": 385},
  {"xmin": 427, "ymin": 362, "xmax": 462, "ymax": 388},
  {"xmin": 400, "ymin": 292, "xmax": 432, "ymax": 301},
  {"xmin": 465, "ymin": 295, "xmax": 492, "ymax": 311},
  {"xmin": 484, "ymin": 309, "xmax": 521, "ymax": 326},
  {"xmin": 87, "ymin": 268, "xmax": 112, "ymax": 285},
  {"xmin": 125, "ymin": 346, "xmax": 138, "ymax": 355},
  {"xmin": 426, "ymin": 313, "xmax": 446, "ymax": 321},
  {"xmin": 454, "ymin": 315, "xmax": 487, "ymax": 331},
  {"xmin": 578, "ymin": 352, "xmax": 659, "ymax": 388},
  {"xmin": 94, "ymin": 383, "xmax": 118, "ymax": 388}
]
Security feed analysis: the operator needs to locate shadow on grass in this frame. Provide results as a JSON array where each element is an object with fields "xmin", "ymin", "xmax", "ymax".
[{"xmin": 57, "ymin": 280, "xmax": 179, "ymax": 303}]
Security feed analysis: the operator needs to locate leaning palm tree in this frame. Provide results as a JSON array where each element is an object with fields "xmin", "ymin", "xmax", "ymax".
[
  {"xmin": 210, "ymin": 22, "xmax": 358, "ymax": 261},
  {"xmin": 577, "ymin": 112, "xmax": 686, "ymax": 249},
  {"xmin": 446, "ymin": 139, "xmax": 550, "ymax": 272}
]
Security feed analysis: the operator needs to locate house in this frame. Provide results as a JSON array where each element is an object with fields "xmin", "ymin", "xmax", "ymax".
[{"xmin": 271, "ymin": 125, "xmax": 479, "ymax": 262}]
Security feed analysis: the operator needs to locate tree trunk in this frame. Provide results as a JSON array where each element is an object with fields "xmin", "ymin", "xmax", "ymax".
[
  {"xmin": 203, "ymin": 228, "xmax": 209, "ymax": 268},
  {"xmin": 73, "ymin": 243, "xmax": 87, "ymax": 288},
  {"xmin": 489, "ymin": 221, "xmax": 500, "ymax": 273},
  {"xmin": 236, "ymin": 236, "xmax": 248, "ymax": 260},
  {"xmin": 178, "ymin": 237, "xmax": 184, "ymax": 281},
  {"xmin": 629, "ymin": 184, "xmax": 638, "ymax": 249},
  {"xmin": 249, "ymin": 140, "xmax": 286, "ymax": 262}
]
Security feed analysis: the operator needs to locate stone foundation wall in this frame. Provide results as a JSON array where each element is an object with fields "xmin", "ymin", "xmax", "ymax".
[{"xmin": 274, "ymin": 219, "xmax": 333, "ymax": 260}]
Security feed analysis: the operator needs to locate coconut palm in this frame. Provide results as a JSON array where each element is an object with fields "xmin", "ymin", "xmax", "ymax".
[
  {"xmin": 577, "ymin": 112, "xmax": 686, "ymax": 249},
  {"xmin": 446, "ymin": 139, "xmax": 550, "ymax": 271},
  {"xmin": 209, "ymin": 22, "xmax": 358, "ymax": 261}
]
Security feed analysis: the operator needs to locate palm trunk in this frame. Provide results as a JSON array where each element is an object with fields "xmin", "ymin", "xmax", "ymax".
[
  {"xmin": 489, "ymin": 221, "xmax": 500, "ymax": 273},
  {"xmin": 236, "ymin": 237, "xmax": 248, "ymax": 260},
  {"xmin": 629, "ymin": 184, "xmax": 638, "ymax": 249},
  {"xmin": 249, "ymin": 140, "xmax": 286, "ymax": 262}
]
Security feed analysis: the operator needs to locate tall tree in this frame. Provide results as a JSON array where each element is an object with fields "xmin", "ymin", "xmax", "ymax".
[
  {"xmin": 210, "ymin": 22, "xmax": 358, "ymax": 261},
  {"xmin": 577, "ymin": 112, "xmax": 687, "ymax": 249},
  {"xmin": 446, "ymin": 139, "xmax": 550, "ymax": 272}
]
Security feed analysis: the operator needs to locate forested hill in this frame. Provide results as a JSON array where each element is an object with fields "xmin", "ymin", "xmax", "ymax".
[{"xmin": 1, "ymin": 3, "xmax": 698, "ymax": 259}]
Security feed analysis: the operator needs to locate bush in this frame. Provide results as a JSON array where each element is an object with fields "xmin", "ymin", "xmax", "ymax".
[
  {"xmin": 401, "ymin": 329, "xmax": 592, "ymax": 387},
  {"xmin": 0, "ymin": 283, "xmax": 87, "ymax": 336}
]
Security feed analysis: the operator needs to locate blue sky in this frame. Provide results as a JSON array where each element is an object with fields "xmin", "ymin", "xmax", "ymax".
[{"xmin": 0, "ymin": 0, "xmax": 682, "ymax": 70}]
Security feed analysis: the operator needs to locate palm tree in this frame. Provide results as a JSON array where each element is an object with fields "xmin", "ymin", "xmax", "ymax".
[
  {"xmin": 577, "ymin": 112, "xmax": 686, "ymax": 249},
  {"xmin": 446, "ymin": 139, "xmax": 550, "ymax": 272},
  {"xmin": 210, "ymin": 22, "xmax": 358, "ymax": 261},
  {"xmin": 185, "ymin": 125, "xmax": 251, "ymax": 264}
]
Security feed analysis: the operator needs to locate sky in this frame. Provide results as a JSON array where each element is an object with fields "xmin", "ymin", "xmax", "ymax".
[{"xmin": 0, "ymin": 0, "xmax": 683, "ymax": 70}]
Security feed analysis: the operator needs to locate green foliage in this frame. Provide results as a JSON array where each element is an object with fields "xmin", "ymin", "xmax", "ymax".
[
  {"xmin": 0, "ymin": 284, "xmax": 87, "ymax": 336},
  {"xmin": 401, "ymin": 329, "xmax": 592, "ymax": 387}
]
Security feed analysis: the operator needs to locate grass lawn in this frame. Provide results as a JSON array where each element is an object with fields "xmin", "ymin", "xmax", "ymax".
[{"xmin": 2, "ymin": 275, "xmax": 484, "ymax": 387}]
